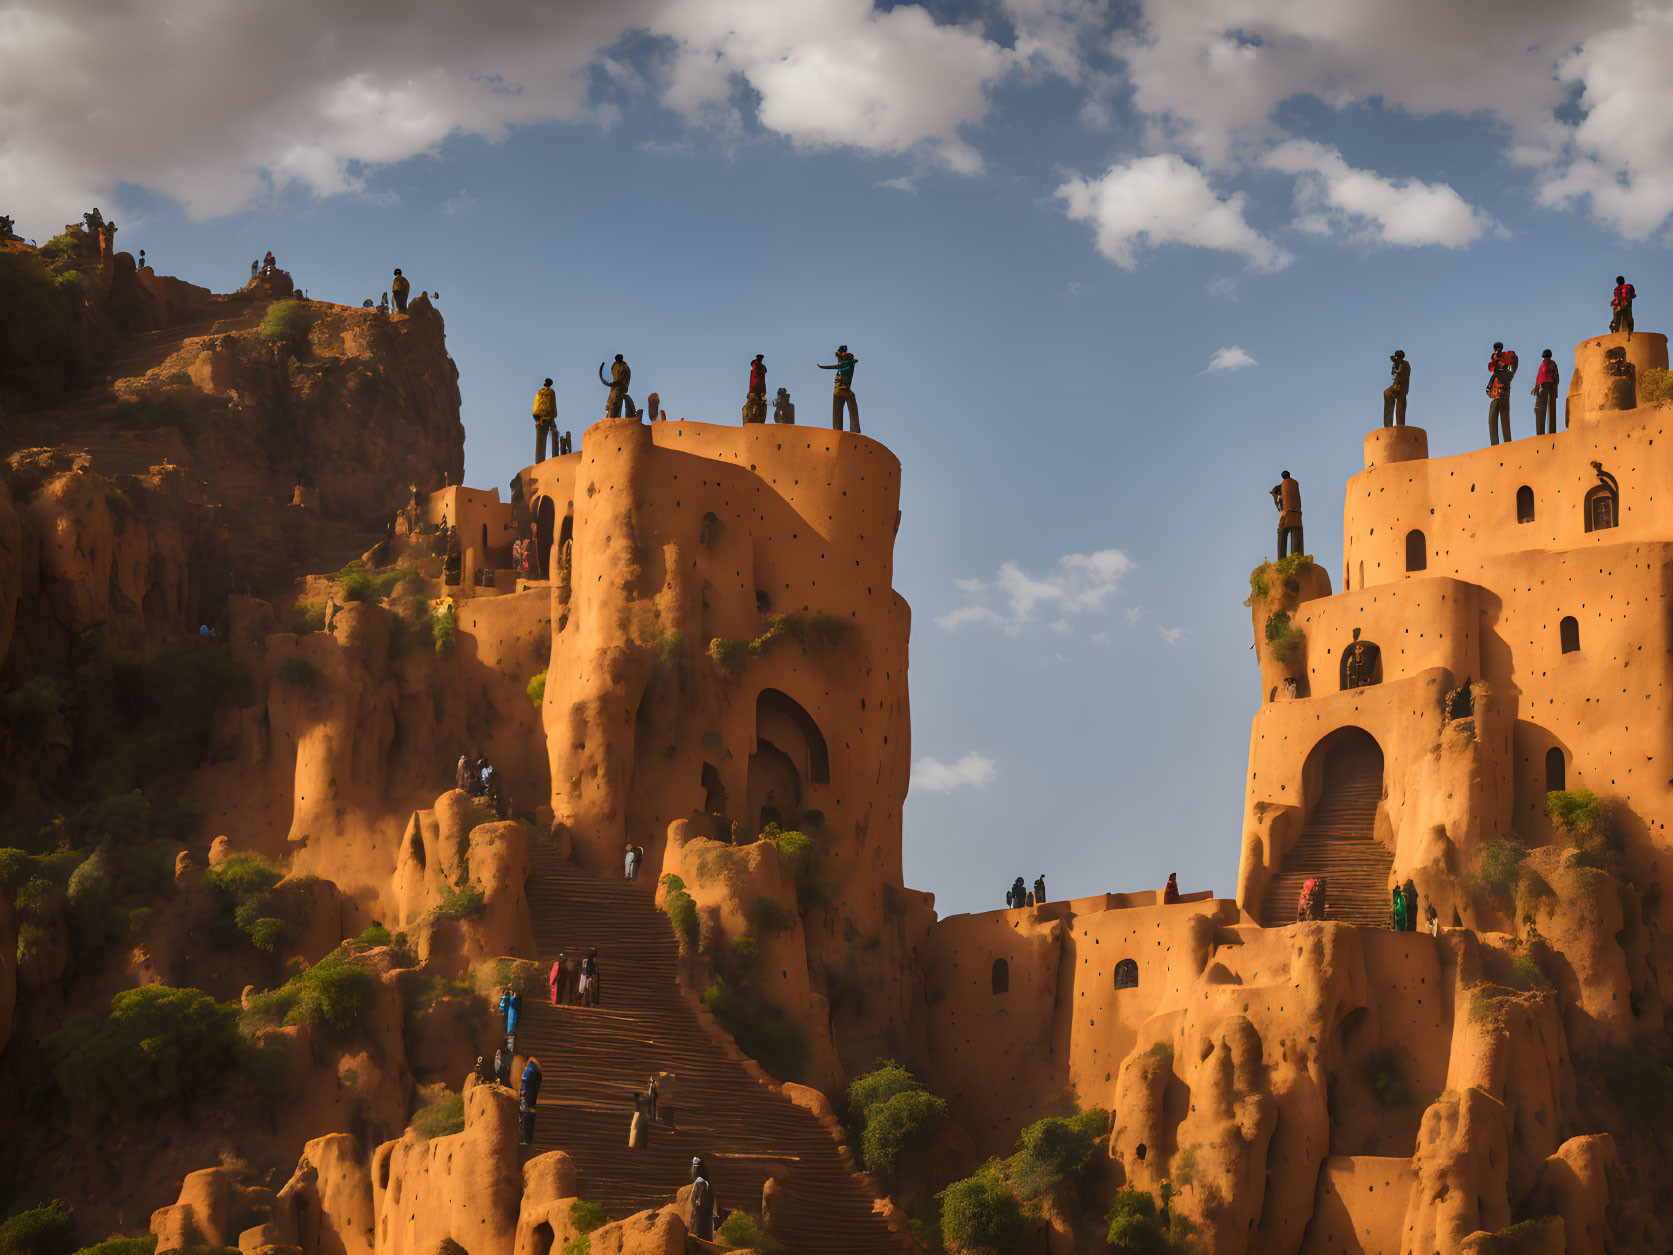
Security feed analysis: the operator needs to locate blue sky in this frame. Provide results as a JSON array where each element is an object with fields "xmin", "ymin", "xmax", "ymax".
[{"xmin": 7, "ymin": 0, "xmax": 1673, "ymax": 916}]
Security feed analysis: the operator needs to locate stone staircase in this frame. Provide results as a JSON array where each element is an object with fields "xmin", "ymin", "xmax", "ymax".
[
  {"xmin": 1259, "ymin": 762, "xmax": 1394, "ymax": 929},
  {"xmin": 516, "ymin": 849, "xmax": 914, "ymax": 1254}
]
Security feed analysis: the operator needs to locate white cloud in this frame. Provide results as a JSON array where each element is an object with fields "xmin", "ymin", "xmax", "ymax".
[
  {"xmin": 1123, "ymin": 606, "xmax": 1143, "ymax": 626},
  {"xmin": 914, "ymin": 752, "xmax": 997, "ymax": 793},
  {"xmin": 875, "ymin": 176, "xmax": 917, "ymax": 192},
  {"xmin": 1199, "ymin": 345, "xmax": 1257, "ymax": 374},
  {"xmin": 1261, "ymin": 140, "xmax": 1494, "ymax": 247},
  {"xmin": 1158, "ymin": 626, "xmax": 1186, "ymax": 646},
  {"xmin": 1055, "ymin": 154, "xmax": 1292, "ymax": 272},
  {"xmin": 1205, "ymin": 276, "xmax": 1238, "ymax": 301},
  {"xmin": 441, "ymin": 189, "xmax": 478, "ymax": 216},
  {"xmin": 0, "ymin": 0, "xmax": 1012, "ymax": 232},
  {"xmin": 938, "ymin": 548, "xmax": 1134, "ymax": 634}
]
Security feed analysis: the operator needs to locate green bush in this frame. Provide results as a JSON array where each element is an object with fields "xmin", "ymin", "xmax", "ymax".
[
  {"xmin": 654, "ymin": 631, "xmax": 685, "ymax": 666},
  {"xmin": 707, "ymin": 612, "xmax": 850, "ymax": 674},
  {"xmin": 39, "ymin": 234, "xmax": 77, "ymax": 260},
  {"xmin": 245, "ymin": 948, "xmax": 377, "ymax": 1033},
  {"xmin": 938, "ymin": 1161, "xmax": 1026, "ymax": 1255},
  {"xmin": 433, "ymin": 883, "xmax": 485, "ymax": 920},
  {"xmin": 205, "ymin": 853, "xmax": 284, "ymax": 899},
  {"xmin": 70, "ymin": 1238, "xmax": 157, "ymax": 1255},
  {"xmin": 354, "ymin": 922, "xmax": 393, "ymax": 949},
  {"xmin": 846, "ymin": 1061, "xmax": 920, "ymax": 1126},
  {"xmin": 559, "ymin": 1240, "xmax": 588, "ymax": 1255},
  {"xmin": 289, "ymin": 602, "xmax": 327, "ymax": 634},
  {"xmin": 715, "ymin": 1212, "xmax": 782, "ymax": 1254},
  {"xmin": 245, "ymin": 916, "xmax": 289, "ymax": 953},
  {"xmin": 665, "ymin": 887, "xmax": 699, "ymax": 955},
  {"xmin": 1546, "ymin": 789, "xmax": 1613, "ymax": 847},
  {"xmin": 1467, "ymin": 838, "xmax": 1527, "ymax": 914},
  {"xmin": 1488, "ymin": 1218, "xmax": 1561, "ymax": 1254},
  {"xmin": 50, "ymin": 270, "xmax": 83, "ymax": 292},
  {"xmin": 1641, "ymin": 366, "xmax": 1673, "ymax": 406},
  {"xmin": 491, "ymin": 958, "xmax": 543, "ymax": 999},
  {"xmin": 410, "ymin": 1092, "xmax": 465, "ymax": 1139},
  {"xmin": 47, "ymin": 987, "xmax": 240, "ymax": 1120},
  {"xmin": 0, "ymin": 1202, "xmax": 75, "ymax": 1255},
  {"xmin": 1006, "ymin": 1108, "xmax": 1108, "ymax": 1201},
  {"xmin": 567, "ymin": 1202, "xmax": 604, "ymax": 1235},
  {"xmin": 432, "ymin": 606, "xmax": 456, "ymax": 658},
  {"xmin": 3, "ymin": 675, "xmax": 63, "ymax": 736},
  {"xmin": 526, "ymin": 672, "xmax": 547, "ymax": 708},
  {"xmin": 862, "ymin": 1088, "xmax": 947, "ymax": 1185},
  {"xmin": 731, "ymin": 935, "xmax": 760, "ymax": 972},
  {"xmin": 259, "ymin": 300, "xmax": 314, "ymax": 351},
  {"xmin": 1364, "ymin": 1047, "xmax": 1411, "ymax": 1107},
  {"xmin": 1264, "ymin": 610, "xmax": 1304, "ymax": 665},
  {"xmin": 1106, "ymin": 1189, "xmax": 1173, "ymax": 1254}
]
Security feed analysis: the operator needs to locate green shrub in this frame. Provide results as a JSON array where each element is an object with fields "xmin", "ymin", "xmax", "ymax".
[
  {"xmin": 1106, "ymin": 1189, "xmax": 1173, "ymax": 1254},
  {"xmin": 1364, "ymin": 1047, "xmax": 1411, "ymax": 1107},
  {"xmin": 702, "ymin": 981, "xmax": 808, "ymax": 1081},
  {"xmin": 3, "ymin": 675, "xmax": 63, "ymax": 736},
  {"xmin": 747, "ymin": 894, "xmax": 792, "ymax": 933},
  {"xmin": 432, "ymin": 607, "xmax": 455, "ymax": 658},
  {"xmin": 1546, "ymin": 789, "xmax": 1613, "ymax": 847},
  {"xmin": 245, "ymin": 916, "xmax": 289, "ymax": 953},
  {"xmin": 1489, "ymin": 1218, "xmax": 1561, "ymax": 1254},
  {"xmin": 402, "ymin": 971, "xmax": 476, "ymax": 1013},
  {"xmin": 50, "ymin": 270, "xmax": 83, "ymax": 292},
  {"xmin": 70, "ymin": 1238, "xmax": 157, "ymax": 1255},
  {"xmin": 259, "ymin": 300, "xmax": 314, "ymax": 351},
  {"xmin": 433, "ymin": 883, "xmax": 485, "ymax": 920},
  {"xmin": 354, "ymin": 922, "xmax": 393, "ymax": 949},
  {"xmin": 245, "ymin": 948, "xmax": 377, "ymax": 1034},
  {"xmin": 654, "ymin": 631, "xmax": 685, "ymax": 666},
  {"xmin": 339, "ymin": 572, "xmax": 373, "ymax": 603},
  {"xmin": 659, "ymin": 873, "xmax": 685, "ymax": 893},
  {"xmin": 205, "ymin": 853, "xmax": 284, "ymax": 899},
  {"xmin": 665, "ymin": 887, "xmax": 699, "ymax": 955},
  {"xmin": 410, "ymin": 1092, "xmax": 464, "ymax": 1139},
  {"xmin": 715, "ymin": 1212, "xmax": 782, "ymax": 1254},
  {"xmin": 289, "ymin": 602, "xmax": 327, "ymax": 634},
  {"xmin": 1467, "ymin": 838, "xmax": 1527, "ymax": 914},
  {"xmin": 1641, "ymin": 366, "xmax": 1673, "ymax": 406},
  {"xmin": 567, "ymin": 1202, "xmax": 604, "ymax": 1235},
  {"xmin": 707, "ymin": 612, "xmax": 850, "ymax": 674},
  {"xmin": 1006, "ymin": 1107, "xmax": 1109, "ymax": 1201},
  {"xmin": 491, "ymin": 958, "xmax": 542, "ymax": 999},
  {"xmin": 559, "ymin": 1239, "xmax": 588, "ymax": 1255},
  {"xmin": 861, "ymin": 1088, "xmax": 947, "ymax": 1185},
  {"xmin": 1264, "ymin": 610, "xmax": 1304, "ymax": 665},
  {"xmin": 39, "ymin": 234, "xmax": 77, "ymax": 260},
  {"xmin": 277, "ymin": 657, "xmax": 322, "ymax": 688},
  {"xmin": 938, "ymin": 1161, "xmax": 1026, "ymax": 1255},
  {"xmin": 47, "ymin": 987, "xmax": 240, "ymax": 1120},
  {"xmin": 730, "ymin": 935, "xmax": 760, "ymax": 973},
  {"xmin": 846, "ymin": 1060, "xmax": 920, "ymax": 1127},
  {"xmin": 0, "ymin": 1202, "xmax": 76, "ymax": 1255},
  {"xmin": 526, "ymin": 672, "xmax": 547, "ymax": 708}
]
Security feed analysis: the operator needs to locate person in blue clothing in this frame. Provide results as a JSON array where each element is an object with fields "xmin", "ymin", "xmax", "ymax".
[
  {"xmin": 519, "ymin": 1056, "xmax": 542, "ymax": 1144},
  {"xmin": 499, "ymin": 985, "xmax": 522, "ymax": 1054}
]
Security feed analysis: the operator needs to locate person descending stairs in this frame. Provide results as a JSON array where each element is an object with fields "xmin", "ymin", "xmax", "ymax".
[
  {"xmin": 514, "ymin": 844, "xmax": 914, "ymax": 1254},
  {"xmin": 1259, "ymin": 734, "xmax": 1394, "ymax": 928}
]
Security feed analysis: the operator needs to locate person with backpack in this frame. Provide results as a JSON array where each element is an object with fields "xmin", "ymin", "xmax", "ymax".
[
  {"xmin": 1486, "ymin": 343, "xmax": 1518, "ymax": 446},
  {"xmin": 1532, "ymin": 349, "xmax": 1561, "ymax": 435},
  {"xmin": 1612, "ymin": 276, "xmax": 1636, "ymax": 338},
  {"xmin": 533, "ymin": 377, "xmax": 558, "ymax": 462},
  {"xmin": 1383, "ymin": 350, "xmax": 1410, "ymax": 427}
]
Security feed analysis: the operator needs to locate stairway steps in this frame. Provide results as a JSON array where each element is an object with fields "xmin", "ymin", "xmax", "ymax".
[
  {"xmin": 514, "ymin": 849, "xmax": 913, "ymax": 1255},
  {"xmin": 1259, "ymin": 751, "xmax": 1395, "ymax": 929}
]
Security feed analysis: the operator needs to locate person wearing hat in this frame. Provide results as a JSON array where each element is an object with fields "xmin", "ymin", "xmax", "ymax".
[
  {"xmin": 772, "ymin": 387, "xmax": 795, "ymax": 425},
  {"xmin": 742, "ymin": 354, "xmax": 768, "ymax": 424},
  {"xmin": 533, "ymin": 377, "xmax": 558, "ymax": 461},
  {"xmin": 1382, "ymin": 350, "xmax": 1410, "ymax": 427},
  {"xmin": 817, "ymin": 345, "xmax": 860, "ymax": 432},
  {"xmin": 391, "ymin": 267, "xmax": 410, "ymax": 313},
  {"xmin": 1532, "ymin": 349, "xmax": 1561, "ymax": 435}
]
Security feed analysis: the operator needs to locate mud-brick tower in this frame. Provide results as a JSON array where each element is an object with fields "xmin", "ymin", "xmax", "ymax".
[
  {"xmin": 516, "ymin": 414, "xmax": 911, "ymax": 887},
  {"xmin": 1238, "ymin": 331, "xmax": 1673, "ymax": 930}
]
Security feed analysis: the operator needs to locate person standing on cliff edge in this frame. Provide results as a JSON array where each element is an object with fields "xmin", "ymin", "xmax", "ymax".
[
  {"xmin": 1271, "ymin": 471, "xmax": 1303, "ymax": 558},
  {"xmin": 1486, "ymin": 342, "xmax": 1518, "ymax": 446},
  {"xmin": 1612, "ymin": 276, "xmax": 1636, "ymax": 338},
  {"xmin": 1382, "ymin": 350, "xmax": 1410, "ymax": 427},
  {"xmin": 600, "ymin": 354, "xmax": 635, "ymax": 418},
  {"xmin": 818, "ymin": 345, "xmax": 860, "ymax": 432},
  {"xmin": 1532, "ymin": 350, "xmax": 1561, "ymax": 435},
  {"xmin": 391, "ymin": 267, "xmax": 410, "ymax": 314},
  {"xmin": 533, "ymin": 377, "xmax": 558, "ymax": 462},
  {"xmin": 743, "ymin": 354, "xmax": 768, "ymax": 424}
]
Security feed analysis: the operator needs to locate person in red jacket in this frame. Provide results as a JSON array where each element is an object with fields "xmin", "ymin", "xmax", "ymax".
[
  {"xmin": 1532, "ymin": 349, "xmax": 1561, "ymax": 435},
  {"xmin": 1612, "ymin": 276, "xmax": 1635, "ymax": 338},
  {"xmin": 1486, "ymin": 342, "xmax": 1518, "ymax": 446},
  {"xmin": 742, "ymin": 354, "xmax": 767, "ymax": 423}
]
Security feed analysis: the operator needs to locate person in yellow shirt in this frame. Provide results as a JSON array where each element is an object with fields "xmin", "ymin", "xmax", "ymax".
[{"xmin": 533, "ymin": 378, "xmax": 557, "ymax": 461}]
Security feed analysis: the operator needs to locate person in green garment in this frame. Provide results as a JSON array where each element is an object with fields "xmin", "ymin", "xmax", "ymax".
[{"xmin": 1392, "ymin": 885, "xmax": 1408, "ymax": 932}]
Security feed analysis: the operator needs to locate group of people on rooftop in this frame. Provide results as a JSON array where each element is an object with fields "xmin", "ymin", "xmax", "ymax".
[{"xmin": 455, "ymin": 752, "xmax": 508, "ymax": 817}]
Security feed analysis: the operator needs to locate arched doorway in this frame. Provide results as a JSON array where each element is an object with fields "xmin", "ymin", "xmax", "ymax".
[
  {"xmin": 535, "ymin": 497, "xmax": 556, "ymax": 577},
  {"xmin": 1259, "ymin": 728, "xmax": 1392, "ymax": 928},
  {"xmin": 747, "ymin": 690, "xmax": 830, "ymax": 838}
]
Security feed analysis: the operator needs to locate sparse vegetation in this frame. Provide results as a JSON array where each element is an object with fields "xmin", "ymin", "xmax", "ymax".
[
  {"xmin": 715, "ymin": 1212, "xmax": 782, "ymax": 1254},
  {"xmin": 526, "ymin": 671, "xmax": 546, "ymax": 708},
  {"xmin": 1546, "ymin": 788, "xmax": 1615, "ymax": 851},
  {"xmin": 664, "ymin": 882, "xmax": 699, "ymax": 955},
  {"xmin": 243, "ymin": 946, "xmax": 378, "ymax": 1034},
  {"xmin": 433, "ymin": 882, "xmax": 486, "ymax": 920},
  {"xmin": 259, "ymin": 300, "xmax": 315, "ymax": 352},
  {"xmin": 490, "ymin": 958, "xmax": 543, "ymax": 999},
  {"xmin": 410, "ymin": 1092, "xmax": 465, "ymax": 1139},
  {"xmin": 1641, "ymin": 366, "xmax": 1673, "ymax": 406},
  {"xmin": 69, "ymin": 1238, "xmax": 157, "ymax": 1255},
  {"xmin": 1264, "ymin": 610, "xmax": 1304, "ymax": 665},
  {"xmin": 432, "ymin": 605, "xmax": 456, "ymax": 658},
  {"xmin": 1466, "ymin": 837, "xmax": 1528, "ymax": 915},
  {"xmin": 1591, "ymin": 1039, "xmax": 1673, "ymax": 1117},
  {"xmin": 747, "ymin": 894, "xmax": 793, "ymax": 933},
  {"xmin": 39, "ymin": 234, "xmax": 78, "ymax": 261},
  {"xmin": 567, "ymin": 1202, "xmax": 604, "ymax": 1235},
  {"xmin": 1245, "ymin": 553, "xmax": 1313, "ymax": 606},
  {"xmin": 707, "ymin": 611, "xmax": 849, "ymax": 674},
  {"xmin": 702, "ymin": 981, "xmax": 809, "ymax": 1081},
  {"xmin": 2, "ymin": 675, "xmax": 63, "ymax": 736},
  {"xmin": 1364, "ymin": 1047, "xmax": 1411, "ymax": 1107}
]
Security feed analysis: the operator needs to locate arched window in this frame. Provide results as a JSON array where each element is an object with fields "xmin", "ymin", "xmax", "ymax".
[
  {"xmin": 1560, "ymin": 617, "xmax": 1580, "ymax": 654},
  {"xmin": 1113, "ymin": 959, "xmax": 1138, "ymax": 990},
  {"xmin": 1584, "ymin": 466, "xmax": 1619, "ymax": 533},
  {"xmin": 991, "ymin": 958, "xmax": 1009, "ymax": 995},
  {"xmin": 1405, "ymin": 530, "xmax": 1426, "ymax": 572},
  {"xmin": 1516, "ymin": 486, "xmax": 1535, "ymax": 524},
  {"xmin": 1545, "ymin": 747, "xmax": 1566, "ymax": 793}
]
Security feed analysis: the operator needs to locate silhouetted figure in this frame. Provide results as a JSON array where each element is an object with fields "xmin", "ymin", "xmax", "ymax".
[
  {"xmin": 1006, "ymin": 876, "xmax": 1026, "ymax": 909},
  {"xmin": 1271, "ymin": 471, "xmax": 1303, "ymax": 558},
  {"xmin": 519, "ymin": 1056, "xmax": 542, "ymax": 1144},
  {"xmin": 1486, "ymin": 343, "xmax": 1517, "ymax": 446},
  {"xmin": 263, "ymin": 250, "xmax": 275, "ymax": 273},
  {"xmin": 1426, "ymin": 904, "xmax": 1440, "ymax": 936},
  {"xmin": 689, "ymin": 1157, "xmax": 716, "ymax": 1241},
  {"xmin": 378, "ymin": 292, "xmax": 389, "ymax": 314},
  {"xmin": 600, "ymin": 354, "xmax": 635, "ymax": 418},
  {"xmin": 1033, "ymin": 875, "xmax": 1047, "ymax": 904},
  {"xmin": 1611, "ymin": 276, "xmax": 1635, "ymax": 338},
  {"xmin": 533, "ymin": 377, "xmax": 557, "ymax": 462},
  {"xmin": 743, "ymin": 354, "xmax": 768, "ymax": 424},
  {"xmin": 773, "ymin": 387, "xmax": 795, "ymax": 424},
  {"xmin": 818, "ymin": 345, "xmax": 860, "ymax": 432},
  {"xmin": 1163, "ymin": 873, "xmax": 1180, "ymax": 905},
  {"xmin": 1401, "ymin": 880, "xmax": 1418, "ymax": 932},
  {"xmin": 392, "ymin": 268, "xmax": 410, "ymax": 313},
  {"xmin": 0, "ymin": 215, "xmax": 17, "ymax": 241},
  {"xmin": 1344, "ymin": 629, "xmax": 1379, "ymax": 689},
  {"xmin": 1532, "ymin": 350, "xmax": 1560, "ymax": 435},
  {"xmin": 1382, "ymin": 350, "xmax": 1409, "ymax": 426}
]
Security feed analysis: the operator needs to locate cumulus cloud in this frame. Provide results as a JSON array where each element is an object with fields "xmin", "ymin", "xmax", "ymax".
[
  {"xmin": 0, "ymin": 0, "xmax": 1012, "ymax": 231},
  {"xmin": 1262, "ymin": 140, "xmax": 1494, "ymax": 247},
  {"xmin": 1200, "ymin": 345, "xmax": 1257, "ymax": 374},
  {"xmin": 1055, "ymin": 154, "xmax": 1292, "ymax": 272},
  {"xmin": 937, "ymin": 548, "xmax": 1134, "ymax": 634},
  {"xmin": 914, "ymin": 752, "xmax": 997, "ymax": 793},
  {"xmin": 1158, "ymin": 626, "xmax": 1186, "ymax": 646}
]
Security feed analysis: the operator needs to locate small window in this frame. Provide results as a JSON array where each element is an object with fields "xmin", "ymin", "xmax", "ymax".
[
  {"xmin": 1545, "ymin": 747, "xmax": 1566, "ymax": 793},
  {"xmin": 1585, "ymin": 484, "xmax": 1618, "ymax": 532},
  {"xmin": 1516, "ymin": 486, "xmax": 1535, "ymax": 524},
  {"xmin": 1114, "ymin": 959, "xmax": 1138, "ymax": 990},
  {"xmin": 1405, "ymin": 529, "xmax": 1426, "ymax": 572},
  {"xmin": 1560, "ymin": 617, "xmax": 1580, "ymax": 654},
  {"xmin": 991, "ymin": 958, "xmax": 1009, "ymax": 995}
]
